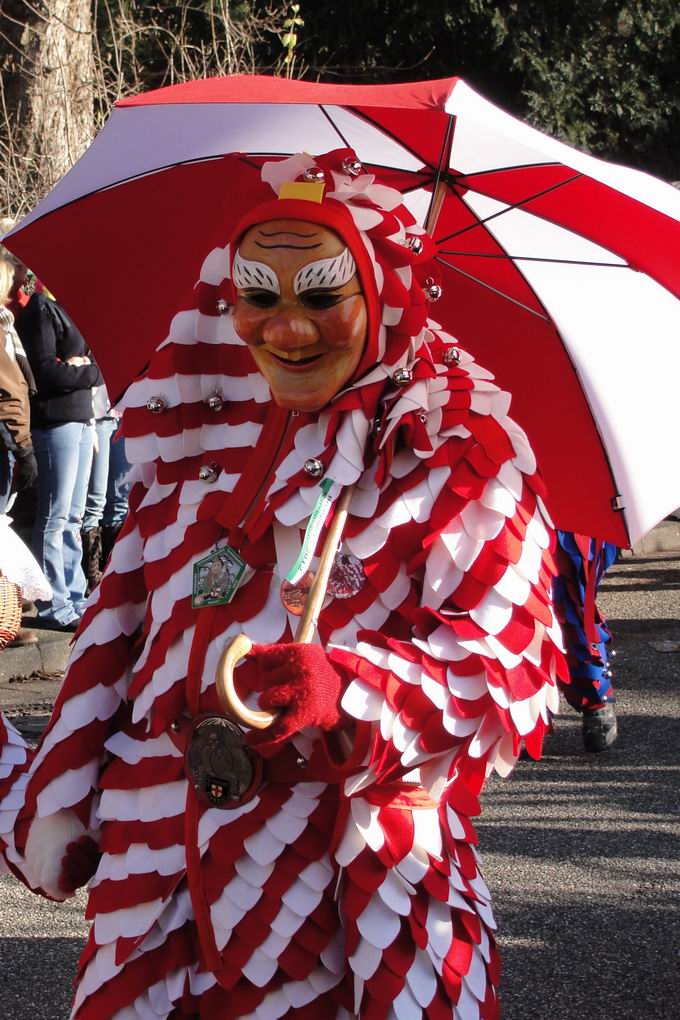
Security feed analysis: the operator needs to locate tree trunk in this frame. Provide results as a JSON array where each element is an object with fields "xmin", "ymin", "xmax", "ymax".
[{"xmin": 0, "ymin": 0, "xmax": 95, "ymax": 217}]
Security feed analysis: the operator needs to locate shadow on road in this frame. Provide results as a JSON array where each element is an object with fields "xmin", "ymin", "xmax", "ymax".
[
  {"xmin": 604, "ymin": 560, "xmax": 680, "ymax": 587},
  {"xmin": 609, "ymin": 610, "xmax": 680, "ymax": 631},
  {"xmin": 496, "ymin": 895, "xmax": 680, "ymax": 1019},
  {"xmin": 480, "ymin": 693, "xmax": 680, "ymax": 1019}
]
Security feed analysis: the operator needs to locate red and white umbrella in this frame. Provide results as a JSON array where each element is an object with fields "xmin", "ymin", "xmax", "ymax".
[{"xmin": 5, "ymin": 75, "xmax": 680, "ymax": 547}]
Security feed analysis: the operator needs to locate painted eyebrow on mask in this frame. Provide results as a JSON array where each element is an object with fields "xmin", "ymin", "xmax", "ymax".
[
  {"xmin": 232, "ymin": 251, "xmax": 280, "ymax": 293},
  {"xmin": 294, "ymin": 248, "xmax": 357, "ymax": 294},
  {"xmin": 254, "ymin": 228, "xmax": 323, "ymax": 251},
  {"xmin": 255, "ymin": 241, "xmax": 323, "ymax": 250},
  {"xmin": 258, "ymin": 229, "xmax": 319, "ymax": 238}
]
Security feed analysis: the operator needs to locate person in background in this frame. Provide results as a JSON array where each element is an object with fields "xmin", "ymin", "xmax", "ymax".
[
  {"xmin": 17, "ymin": 290, "xmax": 102, "ymax": 631},
  {"xmin": 0, "ymin": 217, "xmax": 31, "ymax": 324},
  {"xmin": 0, "ymin": 222, "xmax": 35, "ymax": 390},
  {"xmin": 0, "ymin": 257, "xmax": 38, "ymax": 647},
  {"xmin": 81, "ymin": 386, "xmax": 131, "ymax": 591},
  {"xmin": 100, "ymin": 412, "xmax": 131, "ymax": 562},
  {"xmin": 553, "ymin": 532, "xmax": 618, "ymax": 752},
  {"xmin": 81, "ymin": 384, "xmax": 118, "ymax": 591}
]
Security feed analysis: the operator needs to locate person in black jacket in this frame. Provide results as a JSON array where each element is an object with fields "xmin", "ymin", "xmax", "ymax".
[{"xmin": 17, "ymin": 291, "xmax": 102, "ymax": 630}]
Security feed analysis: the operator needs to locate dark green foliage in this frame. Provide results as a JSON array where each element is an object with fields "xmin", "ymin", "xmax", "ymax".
[
  {"xmin": 292, "ymin": 0, "xmax": 680, "ymax": 180},
  {"xmin": 88, "ymin": 1, "xmax": 680, "ymax": 178}
]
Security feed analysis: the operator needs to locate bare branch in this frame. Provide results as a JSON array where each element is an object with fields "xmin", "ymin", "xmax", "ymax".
[{"xmin": 0, "ymin": 0, "xmax": 297, "ymax": 218}]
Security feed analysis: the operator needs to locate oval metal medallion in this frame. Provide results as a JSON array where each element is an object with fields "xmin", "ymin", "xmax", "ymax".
[{"xmin": 185, "ymin": 715, "xmax": 261, "ymax": 808}]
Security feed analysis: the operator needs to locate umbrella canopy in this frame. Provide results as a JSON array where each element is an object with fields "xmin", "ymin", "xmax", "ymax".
[{"xmin": 5, "ymin": 74, "xmax": 680, "ymax": 547}]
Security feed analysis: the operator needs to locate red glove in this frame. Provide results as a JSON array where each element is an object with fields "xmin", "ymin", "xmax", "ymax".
[
  {"xmin": 245, "ymin": 643, "xmax": 345, "ymax": 757},
  {"xmin": 58, "ymin": 834, "xmax": 100, "ymax": 894}
]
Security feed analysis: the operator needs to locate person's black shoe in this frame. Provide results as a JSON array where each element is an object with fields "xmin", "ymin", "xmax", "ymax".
[
  {"xmin": 582, "ymin": 703, "xmax": 618, "ymax": 753},
  {"xmin": 32, "ymin": 616, "xmax": 79, "ymax": 633},
  {"xmin": 56, "ymin": 619, "xmax": 80, "ymax": 633}
]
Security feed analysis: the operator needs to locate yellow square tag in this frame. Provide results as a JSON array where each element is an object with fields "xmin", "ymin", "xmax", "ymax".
[{"xmin": 278, "ymin": 181, "xmax": 325, "ymax": 203}]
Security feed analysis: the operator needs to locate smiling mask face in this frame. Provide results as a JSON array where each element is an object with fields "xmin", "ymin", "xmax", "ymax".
[{"xmin": 232, "ymin": 218, "xmax": 368, "ymax": 412}]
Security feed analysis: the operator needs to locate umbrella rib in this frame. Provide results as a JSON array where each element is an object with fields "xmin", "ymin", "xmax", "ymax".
[
  {"xmin": 438, "ymin": 250, "xmax": 628, "ymax": 268},
  {"xmin": 238, "ymin": 147, "xmax": 427, "ymax": 182},
  {"xmin": 436, "ymin": 174, "xmax": 583, "ymax": 243},
  {"xmin": 447, "ymin": 160, "xmax": 561, "ymax": 183},
  {"xmin": 318, "ymin": 105, "xmax": 353, "ymax": 147},
  {"xmin": 22, "ymin": 150, "xmax": 437, "ymax": 237},
  {"xmin": 342, "ymin": 107, "xmax": 438, "ymax": 172},
  {"xmin": 435, "ymin": 256, "xmax": 551, "ymax": 321},
  {"xmin": 401, "ymin": 178, "xmax": 437, "ymax": 195}
]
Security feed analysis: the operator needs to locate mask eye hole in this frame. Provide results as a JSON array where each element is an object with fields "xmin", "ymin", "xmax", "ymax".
[
  {"xmin": 242, "ymin": 290, "xmax": 279, "ymax": 309},
  {"xmin": 300, "ymin": 290, "xmax": 342, "ymax": 311}
]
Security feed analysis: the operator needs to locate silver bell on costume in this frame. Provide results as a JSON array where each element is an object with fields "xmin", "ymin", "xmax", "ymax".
[
  {"xmin": 424, "ymin": 279, "xmax": 443, "ymax": 301},
  {"xmin": 444, "ymin": 346, "xmax": 461, "ymax": 365},
  {"xmin": 206, "ymin": 392, "xmax": 224, "ymax": 413},
  {"xmin": 199, "ymin": 464, "xmax": 220, "ymax": 484},
  {"xmin": 392, "ymin": 368, "xmax": 413, "ymax": 386},
  {"xmin": 216, "ymin": 298, "xmax": 231, "ymax": 315},
  {"xmin": 146, "ymin": 396, "xmax": 167, "ymax": 414},
  {"xmin": 342, "ymin": 157, "xmax": 363, "ymax": 177},
  {"xmin": 303, "ymin": 167, "xmax": 325, "ymax": 183},
  {"xmin": 303, "ymin": 458, "xmax": 324, "ymax": 479}
]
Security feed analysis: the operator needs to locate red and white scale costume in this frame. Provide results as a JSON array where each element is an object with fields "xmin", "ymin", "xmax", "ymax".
[{"xmin": 0, "ymin": 151, "xmax": 566, "ymax": 1020}]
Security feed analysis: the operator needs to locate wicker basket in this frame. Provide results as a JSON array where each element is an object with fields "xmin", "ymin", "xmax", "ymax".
[{"xmin": 0, "ymin": 575, "xmax": 22, "ymax": 650}]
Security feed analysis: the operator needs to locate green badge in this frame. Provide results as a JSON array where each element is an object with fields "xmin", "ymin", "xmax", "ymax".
[{"xmin": 192, "ymin": 546, "xmax": 246, "ymax": 609}]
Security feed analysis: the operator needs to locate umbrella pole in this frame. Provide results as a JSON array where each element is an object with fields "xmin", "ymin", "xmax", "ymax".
[
  {"xmin": 216, "ymin": 485, "xmax": 355, "ymax": 727},
  {"xmin": 425, "ymin": 180, "xmax": 449, "ymax": 237}
]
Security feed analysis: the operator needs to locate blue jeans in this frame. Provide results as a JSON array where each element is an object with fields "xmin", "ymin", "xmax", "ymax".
[
  {"xmin": 32, "ymin": 423, "xmax": 94, "ymax": 625},
  {"xmin": 83, "ymin": 417, "xmax": 117, "ymax": 530},
  {"xmin": 102, "ymin": 426, "xmax": 130, "ymax": 527}
]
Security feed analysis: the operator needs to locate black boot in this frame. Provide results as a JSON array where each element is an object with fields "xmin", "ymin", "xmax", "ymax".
[
  {"xmin": 582, "ymin": 703, "xmax": 618, "ymax": 752},
  {"xmin": 101, "ymin": 522, "xmax": 124, "ymax": 567},
  {"xmin": 81, "ymin": 527, "xmax": 103, "ymax": 593}
]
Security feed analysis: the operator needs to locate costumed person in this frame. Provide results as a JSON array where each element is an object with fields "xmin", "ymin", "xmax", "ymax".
[
  {"xmin": 553, "ymin": 532, "xmax": 618, "ymax": 752},
  {"xmin": 0, "ymin": 150, "xmax": 567, "ymax": 1020}
]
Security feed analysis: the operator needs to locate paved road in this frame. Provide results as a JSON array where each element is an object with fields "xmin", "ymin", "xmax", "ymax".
[{"xmin": 0, "ymin": 554, "xmax": 678, "ymax": 1019}]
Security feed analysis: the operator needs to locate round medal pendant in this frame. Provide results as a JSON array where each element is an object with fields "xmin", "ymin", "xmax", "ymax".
[
  {"xmin": 185, "ymin": 715, "xmax": 262, "ymax": 809},
  {"xmin": 327, "ymin": 552, "xmax": 366, "ymax": 599},
  {"xmin": 280, "ymin": 570, "xmax": 316, "ymax": 616}
]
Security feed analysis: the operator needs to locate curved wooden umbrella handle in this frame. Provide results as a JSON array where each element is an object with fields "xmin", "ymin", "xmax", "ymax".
[
  {"xmin": 215, "ymin": 485, "xmax": 355, "ymax": 731},
  {"xmin": 215, "ymin": 633, "xmax": 276, "ymax": 730}
]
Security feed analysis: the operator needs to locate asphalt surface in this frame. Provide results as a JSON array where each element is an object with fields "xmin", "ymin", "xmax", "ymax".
[{"xmin": 0, "ymin": 554, "xmax": 678, "ymax": 1019}]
